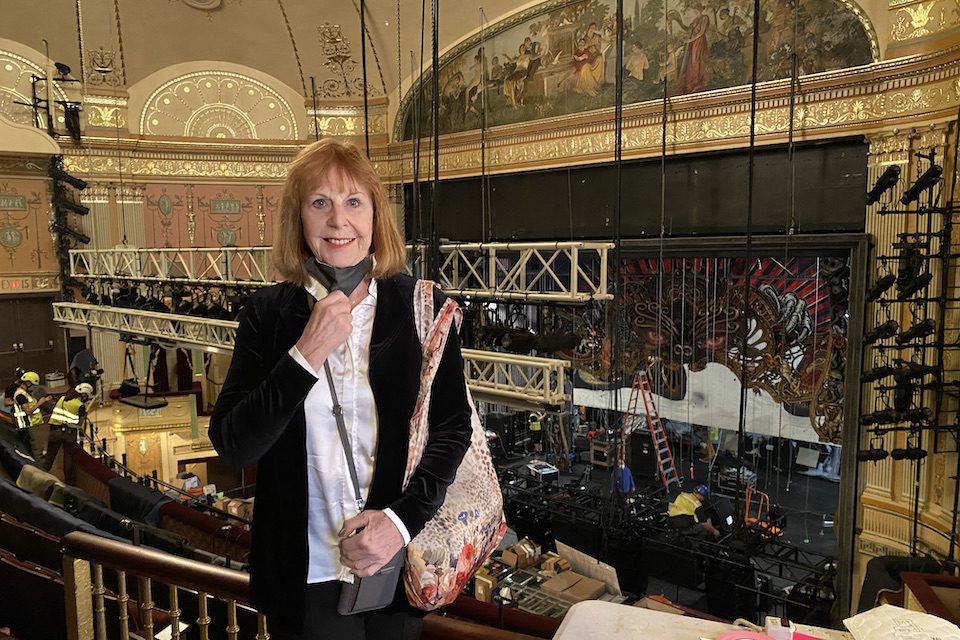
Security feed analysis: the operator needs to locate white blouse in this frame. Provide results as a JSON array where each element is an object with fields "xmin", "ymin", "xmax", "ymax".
[{"xmin": 289, "ymin": 277, "xmax": 410, "ymax": 584}]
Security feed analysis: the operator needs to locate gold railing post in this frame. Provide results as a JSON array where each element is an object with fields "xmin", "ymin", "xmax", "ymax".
[
  {"xmin": 225, "ymin": 600, "xmax": 239, "ymax": 640},
  {"xmin": 197, "ymin": 591, "xmax": 211, "ymax": 640},
  {"xmin": 62, "ymin": 555, "xmax": 94, "ymax": 640},
  {"xmin": 117, "ymin": 569, "xmax": 130, "ymax": 640},
  {"xmin": 257, "ymin": 614, "xmax": 270, "ymax": 640},
  {"xmin": 92, "ymin": 563, "xmax": 108, "ymax": 640},
  {"xmin": 138, "ymin": 576, "xmax": 155, "ymax": 640},
  {"xmin": 169, "ymin": 585, "xmax": 182, "ymax": 640}
]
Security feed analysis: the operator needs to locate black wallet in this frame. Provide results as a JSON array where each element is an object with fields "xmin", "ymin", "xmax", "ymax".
[{"xmin": 337, "ymin": 548, "xmax": 406, "ymax": 615}]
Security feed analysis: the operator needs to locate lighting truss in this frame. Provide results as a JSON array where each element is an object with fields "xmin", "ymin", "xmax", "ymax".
[
  {"xmin": 53, "ymin": 302, "xmax": 238, "ymax": 351},
  {"xmin": 461, "ymin": 348, "xmax": 570, "ymax": 407},
  {"xmin": 54, "ymin": 302, "xmax": 572, "ymax": 406},
  {"xmin": 437, "ymin": 241, "xmax": 615, "ymax": 303},
  {"xmin": 69, "ymin": 247, "xmax": 274, "ymax": 287}
]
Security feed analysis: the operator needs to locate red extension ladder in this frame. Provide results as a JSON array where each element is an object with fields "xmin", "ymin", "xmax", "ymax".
[{"xmin": 625, "ymin": 370, "xmax": 681, "ymax": 490}]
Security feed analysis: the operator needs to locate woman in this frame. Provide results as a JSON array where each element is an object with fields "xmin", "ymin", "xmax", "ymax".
[{"xmin": 210, "ymin": 139, "xmax": 473, "ymax": 640}]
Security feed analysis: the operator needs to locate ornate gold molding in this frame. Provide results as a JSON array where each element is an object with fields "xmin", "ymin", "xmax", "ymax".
[
  {"xmin": 889, "ymin": 0, "xmax": 960, "ymax": 42},
  {"xmin": 376, "ymin": 51, "xmax": 960, "ymax": 181}
]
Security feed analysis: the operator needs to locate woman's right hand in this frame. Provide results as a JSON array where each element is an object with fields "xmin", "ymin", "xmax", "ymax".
[{"xmin": 294, "ymin": 291, "xmax": 353, "ymax": 372}]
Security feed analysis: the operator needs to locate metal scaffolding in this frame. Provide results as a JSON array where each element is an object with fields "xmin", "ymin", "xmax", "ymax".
[
  {"xmin": 53, "ymin": 302, "xmax": 238, "ymax": 352},
  {"xmin": 69, "ymin": 247, "xmax": 275, "ymax": 288},
  {"xmin": 69, "ymin": 242, "xmax": 614, "ymax": 303},
  {"xmin": 54, "ymin": 302, "xmax": 572, "ymax": 407},
  {"xmin": 437, "ymin": 241, "xmax": 614, "ymax": 303},
  {"xmin": 462, "ymin": 348, "xmax": 570, "ymax": 407}
]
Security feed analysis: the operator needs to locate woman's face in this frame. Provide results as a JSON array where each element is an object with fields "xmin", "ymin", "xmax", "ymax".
[{"xmin": 301, "ymin": 169, "xmax": 374, "ymax": 268}]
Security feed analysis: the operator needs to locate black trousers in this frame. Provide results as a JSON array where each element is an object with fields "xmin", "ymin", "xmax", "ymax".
[{"xmin": 271, "ymin": 582, "xmax": 422, "ymax": 640}]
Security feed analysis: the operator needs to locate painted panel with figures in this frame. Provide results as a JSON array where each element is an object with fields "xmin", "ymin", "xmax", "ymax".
[{"xmin": 400, "ymin": 0, "xmax": 875, "ymax": 138}]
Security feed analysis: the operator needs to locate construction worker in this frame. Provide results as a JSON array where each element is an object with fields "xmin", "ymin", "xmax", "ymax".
[
  {"xmin": 667, "ymin": 484, "xmax": 721, "ymax": 539},
  {"xmin": 45, "ymin": 383, "xmax": 93, "ymax": 468},
  {"xmin": 12, "ymin": 372, "xmax": 50, "ymax": 459}
]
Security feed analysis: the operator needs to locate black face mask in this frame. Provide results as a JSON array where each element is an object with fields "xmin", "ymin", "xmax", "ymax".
[{"xmin": 303, "ymin": 256, "xmax": 373, "ymax": 297}]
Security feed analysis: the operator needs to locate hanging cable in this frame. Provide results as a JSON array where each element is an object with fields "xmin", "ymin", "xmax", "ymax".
[
  {"xmin": 310, "ymin": 76, "xmax": 320, "ymax": 142},
  {"xmin": 429, "ymin": 0, "xmax": 440, "ymax": 280},
  {"xmin": 275, "ymin": 0, "xmax": 307, "ymax": 98},
  {"xmin": 359, "ymin": 0, "xmax": 370, "ymax": 154},
  {"xmin": 480, "ymin": 7, "xmax": 489, "ymax": 243},
  {"xmin": 734, "ymin": 0, "xmax": 763, "ymax": 534},
  {"xmin": 612, "ymin": 0, "xmax": 625, "ymax": 459}
]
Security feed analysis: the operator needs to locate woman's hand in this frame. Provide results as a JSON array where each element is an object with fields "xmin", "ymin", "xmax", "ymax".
[
  {"xmin": 339, "ymin": 510, "xmax": 405, "ymax": 577},
  {"xmin": 294, "ymin": 291, "xmax": 353, "ymax": 372}
]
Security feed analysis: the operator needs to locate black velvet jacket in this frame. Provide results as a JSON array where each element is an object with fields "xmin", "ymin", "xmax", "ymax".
[{"xmin": 209, "ymin": 274, "xmax": 472, "ymax": 632}]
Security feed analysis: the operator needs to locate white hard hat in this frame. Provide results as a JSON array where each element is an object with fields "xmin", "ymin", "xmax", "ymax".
[{"xmin": 75, "ymin": 383, "xmax": 94, "ymax": 396}]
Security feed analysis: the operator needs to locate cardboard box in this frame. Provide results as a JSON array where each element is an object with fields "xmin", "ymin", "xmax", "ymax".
[
  {"xmin": 501, "ymin": 549, "xmax": 519, "ymax": 568},
  {"xmin": 541, "ymin": 571, "xmax": 607, "ymax": 603},
  {"xmin": 634, "ymin": 596, "xmax": 685, "ymax": 616},
  {"xmin": 474, "ymin": 573, "xmax": 497, "ymax": 603}
]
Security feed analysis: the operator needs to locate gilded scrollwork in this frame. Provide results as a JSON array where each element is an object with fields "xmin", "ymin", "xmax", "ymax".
[{"xmin": 890, "ymin": 0, "xmax": 960, "ymax": 41}]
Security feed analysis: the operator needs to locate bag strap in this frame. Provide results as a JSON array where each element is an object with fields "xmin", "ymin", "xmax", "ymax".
[{"xmin": 324, "ymin": 361, "xmax": 365, "ymax": 511}]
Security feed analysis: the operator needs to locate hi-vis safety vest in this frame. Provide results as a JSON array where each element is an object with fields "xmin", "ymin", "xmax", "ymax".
[
  {"xmin": 13, "ymin": 389, "xmax": 43, "ymax": 429},
  {"xmin": 668, "ymin": 492, "xmax": 701, "ymax": 520},
  {"xmin": 50, "ymin": 397, "xmax": 83, "ymax": 427}
]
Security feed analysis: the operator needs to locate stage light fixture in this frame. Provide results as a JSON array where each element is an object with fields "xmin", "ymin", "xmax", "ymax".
[
  {"xmin": 896, "ymin": 318, "xmax": 936, "ymax": 344},
  {"xmin": 51, "ymin": 224, "xmax": 89, "ymax": 244},
  {"xmin": 857, "ymin": 443, "xmax": 889, "ymax": 462},
  {"xmin": 890, "ymin": 447, "xmax": 927, "ymax": 460},
  {"xmin": 48, "ymin": 157, "xmax": 87, "ymax": 191},
  {"xmin": 866, "ymin": 165, "xmax": 901, "ymax": 205},
  {"xmin": 897, "ymin": 273, "xmax": 933, "ymax": 300},
  {"xmin": 859, "ymin": 409, "xmax": 898, "ymax": 426},
  {"xmin": 900, "ymin": 164, "xmax": 943, "ymax": 205},
  {"xmin": 894, "ymin": 361, "xmax": 940, "ymax": 381},
  {"xmin": 62, "ymin": 103, "xmax": 82, "ymax": 142},
  {"xmin": 53, "ymin": 189, "xmax": 89, "ymax": 215},
  {"xmin": 861, "ymin": 365, "xmax": 898, "ymax": 383},
  {"xmin": 864, "ymin": 320, "xmax": 899, "ymax": 345},
  {"xmin": 866, "ymin": 274, "xmax": 896, "ymax": 302},
  {"xmin": 54, "ymin": 62, "xmax": 72, "ymax": 76}
]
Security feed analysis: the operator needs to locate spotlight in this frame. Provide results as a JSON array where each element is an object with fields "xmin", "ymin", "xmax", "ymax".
[
  {"xmin": 897, "ymin": 273, "xmax": 933, "ymax": 300},
  {"xmin": 51, "ymin": 224, "xmax": 89, "ymax": 244},
  {"xmin": 54, "ymin": 62, "xmax": 72, "ymax": 77},
  {"xmin": 890, "ymin": 447, "xmax": 928, "ymax": 460},
  {"xmin": 900, "ymin": 164, "xmax": 943, "ymax": 205},
  {"xmin": 62, "ymin": 103, "xmax": 82, "ymax": 142},
  {"xmin": 866, "ymin": 165, "xmax": 901, "ymax": 205},
  {"xmin": 902, "ymin": 408, "xmax": 933, "ymax": 423},
  {"xmin": 893, "ymin": 377, "xmax": 913, "ymax": 412},
  {"xmin": 861, "ymin": 365, "xmax": 898, "ymax": 383},
  {"xmin": 857, "ymin": 446, "xmax": 889, "ymax": 462},
  {"xmin": 864, "ymin": 320, "xmax": 899, "ymax": 345},
  {"xmin": 48, "ymin": 157, "xmax": 87, "ymax": 191},
  {"xmin": 859, "ymin": 409, "xmax": 899, "ymax": 426},
  {"xmin": 866, "ymin": 274, "xmax": 896, "ymax": 302},
  {"xmin": 896, "ymin": 319, "xmax": 936, "ymax": 344},
  {"xmin": 894, "ymin": 361, "xmax": 940, "ymax": 381},
  {"xmin": 53, "ymin": 189, "xmax": 89, "ymax": 215}
]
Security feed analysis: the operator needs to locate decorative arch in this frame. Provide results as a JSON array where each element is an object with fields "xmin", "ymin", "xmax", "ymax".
[
  {"xmin": 395, "ymin": 0, "xmax": 879, "ymax": 140},
  {"xmin": 131, "ymin": 63, "xmax": 303, "ymax": 140},
  {"xmin": 0, "ymin": 39, "xmax": 72, "ymax": 129}
]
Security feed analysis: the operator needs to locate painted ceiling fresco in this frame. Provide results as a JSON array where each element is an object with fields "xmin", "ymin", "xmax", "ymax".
[{"xmin": 399, "ymin": 0, "xmax": 875, "ymax": 138}]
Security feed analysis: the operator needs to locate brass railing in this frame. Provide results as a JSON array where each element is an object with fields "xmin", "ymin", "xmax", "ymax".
[
  {"xmin": 63, "ymin": 531, "xmax": 261, "ymax": 640},
  {"xmin": 61, "ymin": 531, "xmax": 543, "ymax": 640}
]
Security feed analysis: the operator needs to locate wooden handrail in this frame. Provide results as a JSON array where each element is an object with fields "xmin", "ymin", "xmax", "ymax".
[
  {"xmin": 63, "ymin": 531, "xmax": 551, "ymax": 640},
  {"xmin": 62, "ymin": 531, "xmax": 249, "ymax": 603}
]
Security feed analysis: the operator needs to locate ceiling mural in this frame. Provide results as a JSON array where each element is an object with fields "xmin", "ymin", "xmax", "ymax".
[
  {"xmin": 398, "ymin": 0, "xmax": 877, "ymax": 139},
  {"xmin": 140, "ymin": 71, "xmax": 299, "ymax": 140}
]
